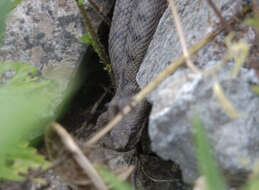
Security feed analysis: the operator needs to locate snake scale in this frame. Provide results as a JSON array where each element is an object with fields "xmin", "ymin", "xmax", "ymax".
[{"xmin": 97, "ymin": 0, "xmax": 168, "ymax": 151}]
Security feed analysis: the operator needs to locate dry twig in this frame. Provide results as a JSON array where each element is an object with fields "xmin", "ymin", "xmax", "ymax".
[
  {"xmin": 168, "ymin": 0, "xmax": 202, "ymax": 73},
  {"xmin": 87, "ymin": 0, "xmax": 111, "ymax": 25},
  {"xmin": 75, "ymin": 0, "xmax": 113, "ymax": 84},
  {"xmin": 51, "ymin": 122, "xmax": 109, "ymax": 190},
  {"xmin": 206, "ymin": 0, "xmax": 232, "ymax": 33},
  {"xmin": 85, "ymin": 5, "xmax": 250, "ymax": 148}
]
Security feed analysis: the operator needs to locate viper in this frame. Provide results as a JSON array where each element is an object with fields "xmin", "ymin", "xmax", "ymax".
[{"xmin": 97, "ymin": 0, "xmax": 167, "ymax": 151}]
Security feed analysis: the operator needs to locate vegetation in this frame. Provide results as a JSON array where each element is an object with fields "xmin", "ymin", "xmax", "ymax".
[
  {"xmin": 0, "ymin": 61, "xmax": 61, "ymax": 181},
  {"xmin": 0, "ymin": 0, "xmax": 259, "ymax": 190},
  {"xmin": 192, "ymin": 114, "xmax": 259, "ymax": 190}
]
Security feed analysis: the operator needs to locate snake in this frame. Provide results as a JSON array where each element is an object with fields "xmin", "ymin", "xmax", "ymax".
[{"xmin": 97, "ymin": 0, "xmax": 168, "ymax": 151}]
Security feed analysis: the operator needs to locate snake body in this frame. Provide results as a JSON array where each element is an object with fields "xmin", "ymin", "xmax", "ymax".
[{"xmin": 97, "ymin": 0, "xmax": 167, "ymax": 151}]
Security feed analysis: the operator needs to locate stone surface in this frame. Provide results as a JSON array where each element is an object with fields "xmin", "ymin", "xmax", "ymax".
[
  {"xmin": 133, "ymin": 154, "xmax": 190, "ymax": 190},
  {"xmin": 148, "ymin": 63, "xmax": 259, "ymax": 185},
  {"xmin": 0, "ymin": 0, "xmax": 114, "ymax": 189},
  {"xmin": 137, "ymin": 0, "xmax": 251, "ymax": 87},
  {"xmin": 0, "ymin": 170, "xmax": 70, "ymax": 190},
  {"xmin": 137, "ymin": 0, "xmax": 259, "ymax": 186},
  {"xmin": 0, "ymin": 0, "xmax": 113, "ymax": 88}
]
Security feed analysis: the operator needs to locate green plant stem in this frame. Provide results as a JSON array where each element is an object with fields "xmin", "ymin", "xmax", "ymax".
[
  {"xmin": 75, "ymin": 0, "xmax": 114, "ymax": 84},
  {"xmin": 88, "ymin": 0, "xmax": 111, "ymax": 25}
]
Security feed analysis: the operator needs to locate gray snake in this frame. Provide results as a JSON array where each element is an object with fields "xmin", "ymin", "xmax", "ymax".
[{"xmin": 97, "ymin": 0, "xmax": 168, "ymax": 151}]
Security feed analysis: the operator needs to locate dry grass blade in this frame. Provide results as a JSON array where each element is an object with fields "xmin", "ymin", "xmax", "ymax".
[
  {"xmin": 206, "ymin": 0, "xmax": 231, "ymax": 33},
  {"xmin": 169, "ymin": 0, "xmax": 245, "ymax": 119},
  {"xmin": 213, "ymin": 82, "xmax": 243, "ymax": 118},
  {"xmin": 51, "ymin": 122, "xmax": 109, "ymax": 190},
  {"xmin": 85, "ymin": 27, "xmax": 220, "ymax": 147},
  {"xmin": 193, "ymin": 176, "xmax": 208, "ymax": 190},
  {"xmin": 168, "ymin": 0, "xmax": 202, "ymax": 74},
  {"xmin": 85, "ymin": 5, "xmax": 251, "ymax": 148}
]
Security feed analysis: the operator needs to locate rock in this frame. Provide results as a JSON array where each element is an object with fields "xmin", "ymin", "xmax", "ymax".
[
  {"xmin": 0, "ymin": 0, "xmax": 114, "ymax": 189},
  {"xmin": 137, "ymin": 0, "xmax": 259, "ymax": 186},
  {"xmin": 148, "ymin": 63, "xmax": 259, "ymax": 185},
  {"xmin": 133, "ymin": 154, "xmax": 190, "ymax": 190},
  {"xmin": 1, "ymin": 170, "xmax": 70, "ymax": 190},
  {"xmin": 137, "ymin": 0, "xmax": 254, "ymax": 87},
  {"xmin": 0, "ymin": 0, "xmax": 113, "ymax": 89}
]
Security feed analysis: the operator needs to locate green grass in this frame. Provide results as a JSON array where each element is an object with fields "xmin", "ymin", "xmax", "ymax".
[{"xmin": 191, "ymin": 112, "xmax": 227, "ymax": 190}]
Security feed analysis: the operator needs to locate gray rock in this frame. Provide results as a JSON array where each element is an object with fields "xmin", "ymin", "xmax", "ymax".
[
  {"xmin": 1, "ymin": 170, "xmax": 70, "ymax": 190},
  {"xmin": 148, "ymin": 63, "xmax": 259, "ymax": 185},
  {"xmin": 0, "ymin": 0, "xmax": 113, "ymax": 88},
  {"xmin": 137, "ymin": 0, "xmax": 259, "ymax": 186},
  {"xmin": 0, "ymin": 0, "xmax": 113, "ymax": 189},
  {"xmin": 137, "ymin": 0, "xmax": 251, "ymax": 87}
]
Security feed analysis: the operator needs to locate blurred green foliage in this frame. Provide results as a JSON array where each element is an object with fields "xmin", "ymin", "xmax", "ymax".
[
  {"xmin": 98, "ymin": 167, "xmax": 132, "ymax": 190},
  {"xmin": 79, "ymin": 33, "xmax": 111, "ymax": 71},
  {"xmin": 251, "ymin": 85, "xmax": 259, "ymax": 95},
  {"xmin": 191, "ymin": 113, "xmax": 227, "ymax": 190},
  {"xmin": 0, "ymin": 61, "xmax": 64, "ymax": 181},
  {"xmin": 0, "ymin": 0, "xmax": 25, "ymax": 44},
  {"xmin": 0, "ymin": 0, "xmax": 12, "ymax": 44}
]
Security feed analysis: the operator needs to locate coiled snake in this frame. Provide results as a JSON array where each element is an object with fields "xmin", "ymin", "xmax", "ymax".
[{"xmin": 97, "ymin": 0, "xmax": 167, "ymax": 151}]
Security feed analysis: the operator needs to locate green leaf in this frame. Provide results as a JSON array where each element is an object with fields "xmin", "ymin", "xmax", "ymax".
[
  {"xmin": 11, "ymin": 0, "xmax": 25, "ymax": 9},
  {"xmin": 244, "ymin": 180, "xmax": 259, "ymax": 190},
  {"xmin": 245, "ymin": 15, "xmax": 259, "ymax": 28},
  {"xmin": 191, "ymin": 113, "xmax": 227, "ymax": 190},
  {"xmin": 98, "ymin": 167, "xmax": 132, "ymax": 190},
  {"xmin": 251, "ymin": 85, "xmax": 259, "ymax": 95},
  {"xmin": 79, "ymin": 33, "xmax": 112, "ymax": 72},
  {"xmin": 79, "ymin": 33, "xmax": 91, "ymax": 44},
  {"xmin": 0, "ymin": 142, "xmax": 50, "ymax": 181},
  {"xmin": 243, "ymin": 176, "xmax": 259, "ymax": 190},
  {"xmin": 79, "ymin": 33, "xmax": 101, "ymax": 59},
  {"xmin": 0, "ymin": 61, "xmax": 66, "ymax": 181},
  {"xmin": 79, "ymin": 33, "xmax": 97, "ymax": 50},
  {"xmin": 0, "ymin": 0, "xmax": 25, "ymax": 45},
  {"xmin": 225, "ymin": 33, "xmax": 250, "ymax": 78},
  {"xmin": 78, "ymin": 33, "xmax": 94, "ymax": 44},
  {"xmin": 243, "ymin": 163, "xmax": 259, "ymax": 190},
  {"xmin": 78, "ymin": 0, "xmax": 85, "ymax": 6},
  {"xmin": 0, "ymin": 0, "xmax": 12, "ymax": 44}
]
